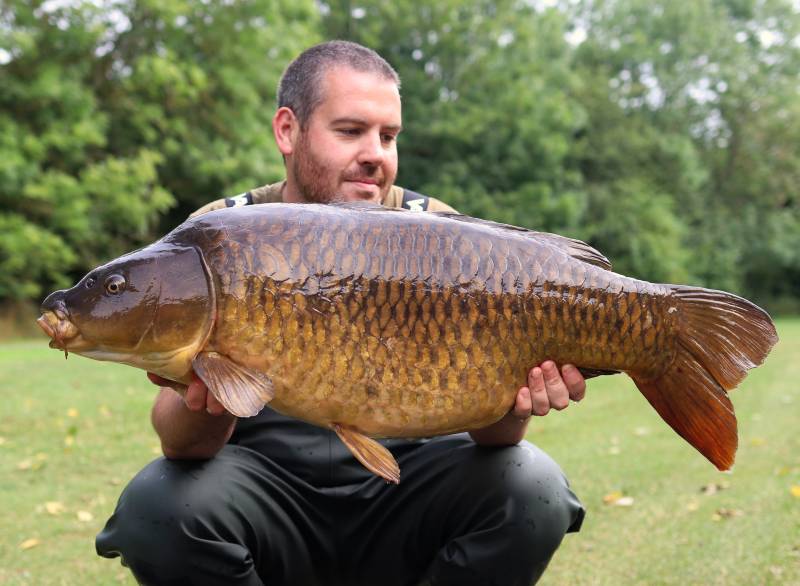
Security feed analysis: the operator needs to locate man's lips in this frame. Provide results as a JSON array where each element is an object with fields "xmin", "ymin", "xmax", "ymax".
[{"xmin": 345, "ymin": 179, "xmax": 382, "ymax": 192}]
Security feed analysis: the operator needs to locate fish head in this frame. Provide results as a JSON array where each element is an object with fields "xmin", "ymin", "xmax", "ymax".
[{"xmin": 38, "ymin": 243, "xmax": 214, "ymax": 382}]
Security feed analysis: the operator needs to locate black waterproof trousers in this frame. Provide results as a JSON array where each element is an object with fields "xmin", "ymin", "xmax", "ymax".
[{"xmin": 97, "ymin": 416, "xmax": 584, "ymax": 586}]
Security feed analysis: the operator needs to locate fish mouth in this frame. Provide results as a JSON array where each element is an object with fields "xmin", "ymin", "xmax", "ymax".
[{"xmin": 37, "ymin": 311, "xmax": 84, "ymax": 357}]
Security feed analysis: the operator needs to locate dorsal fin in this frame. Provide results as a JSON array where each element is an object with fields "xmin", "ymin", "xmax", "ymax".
[
  {"xmin": 324, "ymin": 203, "xmax": 613, "ymax": 271},
  {"xmin": 429, "ymin": 211, "xmax": 613, "ymax": 270},
  {"xmin": 327, "ymin": 201, "xmax": 386, "ymax": 210}
]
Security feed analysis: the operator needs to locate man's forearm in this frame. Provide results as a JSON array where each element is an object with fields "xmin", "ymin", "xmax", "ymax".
[
  {"xmin": 469, "ymin": 412, "xmax": 530, "ymax": 446},
  {"xmin": 152, "ymin": 388, "xmax": 236, "ymax": 459}
]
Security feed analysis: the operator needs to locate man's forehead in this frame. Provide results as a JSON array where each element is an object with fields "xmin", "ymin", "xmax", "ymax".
[
  {"xmin": 316, "ymin": 66, "xmax": 401, "ymax": 114},
  {"xmin": 320, "ymin": 64, "xmax": 397, "ymax": 89}
]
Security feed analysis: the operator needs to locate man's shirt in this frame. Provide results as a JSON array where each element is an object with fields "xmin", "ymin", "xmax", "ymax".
[{"xmin": 190, "ymin": 181, "xmax": 456, "ymax": 218}]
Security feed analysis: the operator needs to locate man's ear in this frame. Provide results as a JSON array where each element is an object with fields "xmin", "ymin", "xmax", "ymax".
[{"xmin": 273, "ymin": 107, "xmax": 300, "ymax": 156}]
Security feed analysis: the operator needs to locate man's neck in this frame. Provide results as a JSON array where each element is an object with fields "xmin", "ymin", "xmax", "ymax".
[{"xmin": 280, "ymin": 178, "xmax": 307, "ymax": 203}]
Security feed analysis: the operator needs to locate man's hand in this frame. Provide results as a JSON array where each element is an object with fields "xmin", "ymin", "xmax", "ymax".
[
  {"xmin": 518, "ymin": 361, "xmax": 586, "ymax": 418},
  {"xmin": 469, "ymin": 362, "xmax": 586, "ymax": 446},
  {"xmin": 147, "ymin": 373, "xmax": 236, "ymax": 460},
  {"xmin": 147, "ymin": 372, "xmax": 228, "ymax": 416}
]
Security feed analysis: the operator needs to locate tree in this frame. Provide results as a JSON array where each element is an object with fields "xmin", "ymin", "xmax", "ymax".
[
  {"xmin": 323, "ymin": 0, "xmax": 587, "ymax": 235},
  {"xmin": 569, "ymin": 0, "xmax": 800, "ymax": 305},
  {"xmin": 0, "ymin": 0, "xmax": 319, "ymax": 300}
]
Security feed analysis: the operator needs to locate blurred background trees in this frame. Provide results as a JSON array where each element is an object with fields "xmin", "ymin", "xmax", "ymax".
[{"xmin": 1, "ymin": 0, "xmax": 798, "ymax": 312}]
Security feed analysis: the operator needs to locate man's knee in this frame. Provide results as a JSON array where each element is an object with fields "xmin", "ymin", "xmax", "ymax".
[
  {"xmin": 421, "ymin": 440, "xmax": 584, "ymax": 585},
  {"xmin": 475, "ymin": 441, "xmax": 585, "ymax": 554},
  {"xmin": 96, "ymin": 455, "xmax": 249, "ymax": 582},
  {"xmin": 97, "ymin": 457, "xmax": 203, "ymax": 555}
]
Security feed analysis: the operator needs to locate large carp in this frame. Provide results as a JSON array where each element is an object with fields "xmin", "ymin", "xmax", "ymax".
[{"xmin": 38, "ymin": 203, "xmax": 777, "ymax": 483}]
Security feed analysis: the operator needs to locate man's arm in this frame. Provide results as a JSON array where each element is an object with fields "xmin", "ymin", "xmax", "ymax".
[
  {"xmin": 149, "ymin": 374, "xmax": 236, "ymax": 460},
  {"xmin": 148, "ymin": 186, "xmax": 285, "ymax": 460},
  {"xmin": 469, "ymin": 362, "xmax": 586, "ymax": 446}
]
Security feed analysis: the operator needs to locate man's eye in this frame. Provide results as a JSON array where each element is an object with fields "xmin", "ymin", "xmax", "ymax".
[
  {"xmin": 381, "ymin": 134, "xmax": 397, "ymax": 143},
  {"xmin": 338, "ymin": 128, "xmax": 360, "ymax": 136}
]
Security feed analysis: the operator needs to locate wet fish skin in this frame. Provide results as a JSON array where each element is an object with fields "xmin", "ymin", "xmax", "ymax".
[
  {"xmin": 192, "ymin": 205, "xmax": 672, "ymax": 436},
  {"xmin": 39, "ymin": 203, "xmax": 778, "ymax": 480}
]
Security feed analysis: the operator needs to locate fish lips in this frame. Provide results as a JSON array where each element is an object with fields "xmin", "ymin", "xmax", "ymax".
[{"xmin": 37, "ymin": 310, "xmax": 83, "ymax": 353}]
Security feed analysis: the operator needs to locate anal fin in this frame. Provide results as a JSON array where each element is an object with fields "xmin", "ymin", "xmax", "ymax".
[
  {"xmin": 192, "ymin": 352, "xmax": 274, "ymax": 417},
  {"xmin": 333, "ymin": 423, "xmax": 400, "ymax": 484}
]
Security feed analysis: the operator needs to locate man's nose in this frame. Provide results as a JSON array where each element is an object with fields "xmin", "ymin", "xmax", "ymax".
[{"xmin": 356, "ymin": 132, "xmax": 385, "ymax": 166}]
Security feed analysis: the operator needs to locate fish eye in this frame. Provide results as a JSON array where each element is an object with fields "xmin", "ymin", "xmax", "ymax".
[
  {"xmin": 85, "ymin": 277, "xmax": 96, "ymax": 288},
  {"xmin": 104, "ymin": 274, "xmax": 126, "ymax": 295}
]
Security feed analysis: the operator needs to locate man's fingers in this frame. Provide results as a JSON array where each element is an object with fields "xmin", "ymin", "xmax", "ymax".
[
  {"xmin": 529, "ymin": 367, "xmax": 551, "ymax": 416},
  {"xmin": 562, "ymin": 364, "xmax": 586, "ymax": 402},
  {"xmin": 512, "ymin": 386, "xmax": 533, "ymax": 419},
  {"xmin": 205, "ymin": 391, "xmax": 227, "ymax": 416},
  {"xmin": 147, "ymin": 372, "xmax": 188, "ymax": 395},
  {"xmin": 184, "ymin": 375, "xmax": 227, "ymax": 416},
  {"xmin": 184, "ymin": 378, "xmax": 208, "ymax": 412},
  {"xmin": 146, "ymin": 372, "xmax": 168, "ymax": 386},
  {"xmin": 541, "ymin": 361, "xmax": 570, "ymax": 410}
]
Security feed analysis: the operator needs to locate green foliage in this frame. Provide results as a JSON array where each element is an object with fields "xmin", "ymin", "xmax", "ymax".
[
  {"xmin": 325, "ymin": 0, "xmax": 587, "ymax": 233},
  {"xmin": 568, "ymin": 0, "xmax": 800, "ymax": 302},
  {"xmin": 0, "ymin": 0, "xmax": 320, "ymax": 300},
  {"xmin": 582, "ymin": 180, "xmax": 690, "ymax": 283},
  {"xmin": 0, "ymin": 214, "xmax": 76, "ymax": 299},
  {"xmin": 1, "ymin": 0, "xmax": 798, "ymax": 310}
]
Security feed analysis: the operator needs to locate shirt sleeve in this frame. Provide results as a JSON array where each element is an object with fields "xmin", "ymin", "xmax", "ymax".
[
  {"xmin": 188, "ymin": 198, "xmax": 229, "ymax": 219},
  {"xmin": 187, "ymin": 183, "xmax": 281, "ymax": 219},
  {"xmin": 425, "ymin": 197, "xmax": 458, "ymax": 213},
  {"xmin": 385, "ymin": 185, "xmax": 459, "ymax": 214}
]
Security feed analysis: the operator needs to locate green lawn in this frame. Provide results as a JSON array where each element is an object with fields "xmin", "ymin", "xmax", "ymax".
[{"xmin": 1, "ymin": 319, "xmax": 798, "ymax": 585}]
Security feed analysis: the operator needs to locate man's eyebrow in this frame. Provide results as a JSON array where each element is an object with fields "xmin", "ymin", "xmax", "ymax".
[{"xmin": 330, "ymin": 117, "xmax": 403, "ymax": 132}]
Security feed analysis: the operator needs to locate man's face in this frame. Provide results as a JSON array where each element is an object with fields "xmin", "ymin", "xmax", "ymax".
[{"xmin": 289, "ymin": 66, "xmax": 401, "ymax": 204}]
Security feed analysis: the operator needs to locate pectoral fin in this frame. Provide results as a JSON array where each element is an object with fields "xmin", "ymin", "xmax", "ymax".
[
  {"xmin": 333, "ymin": 423, "xmax": 401, "ymax": 484},
  {"xmin": 192, "ymin": 352, "xmax": 274, "ymax": 417}
]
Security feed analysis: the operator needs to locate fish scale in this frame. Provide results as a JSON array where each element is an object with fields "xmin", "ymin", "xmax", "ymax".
[{"xmin": 205, "ymin": 209, "xmax": 653, "ymax": 437}]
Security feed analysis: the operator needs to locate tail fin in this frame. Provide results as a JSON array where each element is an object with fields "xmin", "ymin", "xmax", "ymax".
[{"xmin": 630, "ymin": 286, "xmax": 778, "ymax": 470}]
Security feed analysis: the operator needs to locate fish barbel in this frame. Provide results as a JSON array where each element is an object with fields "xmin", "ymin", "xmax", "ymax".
[{"xmin": 38, "ymin": 203, "xmax": 778, "ymax": 482}]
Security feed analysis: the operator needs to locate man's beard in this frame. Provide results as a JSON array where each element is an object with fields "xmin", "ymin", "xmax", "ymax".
[{"xmin": 291, "ymin": 132, "xmax": 387, "ymax": 203}]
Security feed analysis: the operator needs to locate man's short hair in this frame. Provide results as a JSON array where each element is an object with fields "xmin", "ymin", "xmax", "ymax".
[{"xmin": 277, "ymin": 40, "xmax": 400, "ymax": 128}]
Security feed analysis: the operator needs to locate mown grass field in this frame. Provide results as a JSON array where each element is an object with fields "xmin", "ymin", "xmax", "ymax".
[{"xmin": 1, "ymin": 319, "xmax": 798, "ymax": 585}]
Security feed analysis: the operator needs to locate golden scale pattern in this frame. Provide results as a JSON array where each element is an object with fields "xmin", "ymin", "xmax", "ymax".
[{"xmin": 189, "ymin": 205, "xmax": 678, "ymax": 437}]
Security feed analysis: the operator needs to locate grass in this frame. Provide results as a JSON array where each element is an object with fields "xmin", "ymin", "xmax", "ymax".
[
  {"xmin": 538, "ymin": 317, "xmax": 800, "ymax": 586},
  {"xmin": 1, "ymin": 319, "xmax": 798, "ymax": 585},
  {"xmin": 0, "ymin": 343, "xmax": 156, "ymax": 585}
]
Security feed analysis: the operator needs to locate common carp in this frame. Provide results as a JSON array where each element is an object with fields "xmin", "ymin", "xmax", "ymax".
[{"xmin": 38, "ymin": 203, "xmax": 778, "ymax": 483}]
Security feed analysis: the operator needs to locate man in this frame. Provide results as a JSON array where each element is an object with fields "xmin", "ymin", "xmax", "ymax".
[{"xmin": 96, "ymin": 40, "xmax": 586, "ymax": 586}]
